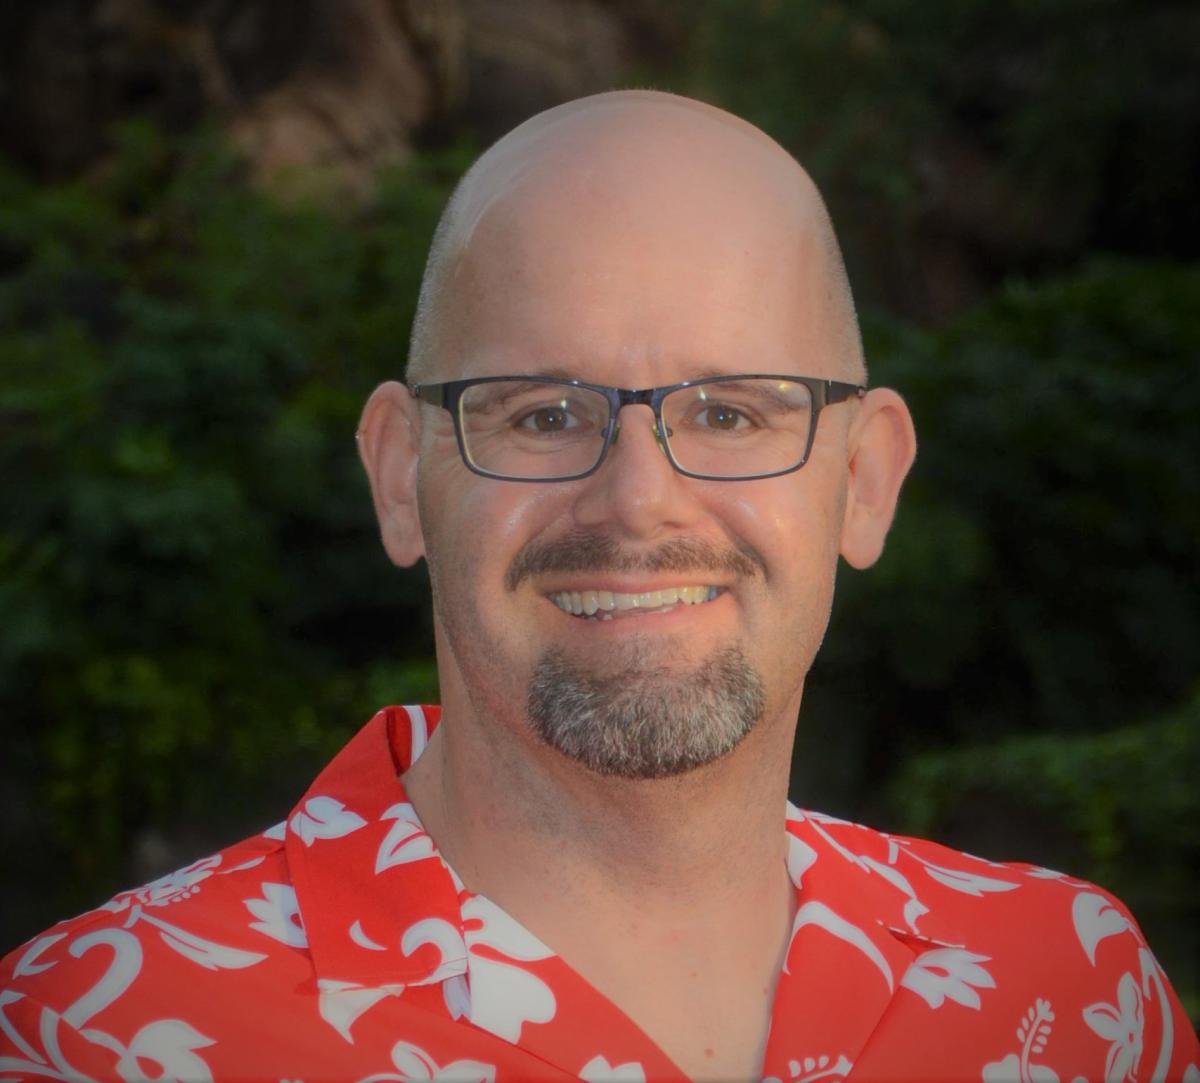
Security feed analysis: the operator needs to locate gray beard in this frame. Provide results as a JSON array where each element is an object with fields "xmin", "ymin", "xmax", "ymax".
[{"xmin": 527, "ymin": 641, "xmax": 766, "ymax": 779}]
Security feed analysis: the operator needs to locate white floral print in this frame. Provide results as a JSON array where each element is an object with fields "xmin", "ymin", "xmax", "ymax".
[
  {"xmin": 795, "ymin": 1053, "xmax": 853, "ymax": 1082},
  {"xmin": 10, "ymin": 933, "xmax": 67, "ymax": 979},
  {"xmin": 289, "ymin": 796, "xmax": 368, "ymax": 846},
  {"xmin": 1073, "ymin": 892, "xmax": 1135, "ymax": 966},
  {"xmin": 101, "ymin": 855, "xmax": 223, "ymax": 914},
  {"xmin": 109, "ymin": 1019, "xmax": 216, "ymax": 1083},
  {"xmin": 375, "ymin": 802, "xmax": 436, "ymax": 873},
  {"xmin": 1083, "ymin": 972, "xmax": 1144, "ymax": 1083},
  {"xmin": 132, "ymin": 906, "xmax": 267, "ymax": 971},
  {"xmin": 357, "ymin": 1038, "xmax": 495, "ymax": 1082},
  {"xmin": 901, "ymin": 948, "xmax": 995, "ymax": 1010},
  {"xmin": 982, "ymin": 999, "xmax": 1059, "ymax": 1083},
  {"xmin": 786, "ymin": 901, "xmax": 893, "ymax": 991},
  {"xmin": 461, "ymin": 896, "xmax": 556, "ymax": 1042},
  {"xmin": 915, "ymin": 859, "xmax": 1020, "ymax": 897},
  {"xmin": 317, "ymin": 978, "xmax": 407, "ymax": 1043},
  {"xmin": 244, "ymin": 882, "xmax": 307, "ymax": 948},
  {"xmin": 579, "ymin": 1053, "xmax": 647, "ymax": 1082}
]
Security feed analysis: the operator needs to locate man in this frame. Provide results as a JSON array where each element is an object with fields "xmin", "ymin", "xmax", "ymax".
[{"xmin": 1, "ymin": 90, "xmax": 1196, "ymax": 1082}]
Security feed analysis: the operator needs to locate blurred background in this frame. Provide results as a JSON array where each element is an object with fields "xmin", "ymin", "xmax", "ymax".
[{"xmin": 1, "ymin": 0, "xmax": 1196, "ymax": 1020}]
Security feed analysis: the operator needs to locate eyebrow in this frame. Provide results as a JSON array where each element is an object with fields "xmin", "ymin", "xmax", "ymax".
[
  {"xmin": 514, "ymin": 364, "xmax": 739, "ymax": 387},
  {"xmin": 518, "ymin": 365, "xmax": 580, "ymax": 380},
  {"xmin": 680, "ymin": 366, "xmax": 736, "ymax": 383}
]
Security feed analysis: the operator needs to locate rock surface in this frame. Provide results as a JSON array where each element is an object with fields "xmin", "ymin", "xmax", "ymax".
[{"xmin": 0, "ymin": 0, "xmax": 645, "ymax": 200}]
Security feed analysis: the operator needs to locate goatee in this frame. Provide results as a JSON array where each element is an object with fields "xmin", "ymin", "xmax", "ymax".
[{"xmin": 527, "ymin": 641, "xmax": 766, "ymax": 778}]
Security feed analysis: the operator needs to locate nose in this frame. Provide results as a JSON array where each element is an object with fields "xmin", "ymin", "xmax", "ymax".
[
  {"xmin": 571, "ymin": 404, "xmax": 705, "ymax": 538},
  {"xmin": 611, "ymin": 411, "xmax": 671, "ymax": 456}
]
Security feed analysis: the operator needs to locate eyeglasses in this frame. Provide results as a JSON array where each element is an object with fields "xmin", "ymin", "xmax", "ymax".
[{"xmin": 410, "ymin": 374, "xmax": 866, "ymax": 482}]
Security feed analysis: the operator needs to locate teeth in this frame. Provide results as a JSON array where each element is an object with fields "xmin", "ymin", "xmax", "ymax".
[{"xmin": 550, "ymin": 586, "xmax": 720, "ymax": 616}]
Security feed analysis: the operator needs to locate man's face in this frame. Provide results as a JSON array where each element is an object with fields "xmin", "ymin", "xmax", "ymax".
[{"xmin": 411, "ymin": 112, "xmax": 861, "ymax": 780}]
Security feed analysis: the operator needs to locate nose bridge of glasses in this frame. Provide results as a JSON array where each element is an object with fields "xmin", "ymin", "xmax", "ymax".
[
  {"xmin": 609, "ymin": 394, "xmax": 668, "ymax": 447},
  {"xmin": 613, "ymin": 386, "xmax": 657, "ymax": 408}
]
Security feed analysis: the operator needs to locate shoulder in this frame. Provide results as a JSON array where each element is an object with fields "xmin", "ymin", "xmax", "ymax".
[
  {"xmin": 886, "ymin": 824, "xmax": 1144, "ymax": 963},
  {"xmin": 3, "ymin": 820, "xmax": 291, "ymax": 959},
  {"xmin": 0, "ymin": 821, "xmax": 297, "ymax": 1058},
  {"xmin": 0, "ymin": 813, "xmax": 567, "ymax": 1082},
  {"xmin": 788, "ymin": 808, "xmax": 1200, "ymax": 1078},
  {"xmin": 797, "ymin": 807, "xmax": 1150, "ymax": 971}
]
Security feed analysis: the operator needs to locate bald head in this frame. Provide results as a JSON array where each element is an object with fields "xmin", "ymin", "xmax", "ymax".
[{"xmin": 407, "ymin": 90, "xmax": 864, "ymax": 386}]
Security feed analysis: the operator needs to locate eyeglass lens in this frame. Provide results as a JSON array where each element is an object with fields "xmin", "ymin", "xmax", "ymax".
[{"xmin": 456, "ymin": 378, "xmax": 815, "ymax": 480}]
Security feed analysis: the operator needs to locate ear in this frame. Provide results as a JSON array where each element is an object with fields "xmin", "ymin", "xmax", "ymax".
[
  {"xmin": 357, "ymin": 381, "xmax": 426, "ymax": 567},
  {"xmin": 839, "ymin": 387, "xmax": 917, "ymax": 569}
]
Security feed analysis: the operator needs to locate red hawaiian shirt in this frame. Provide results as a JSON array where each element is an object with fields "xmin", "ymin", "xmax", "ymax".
[{"xmin": 2, "ymin": 705, "xmax": 1197, "ymax": 1082}]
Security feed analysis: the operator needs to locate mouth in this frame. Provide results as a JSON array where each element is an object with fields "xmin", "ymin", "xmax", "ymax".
[{"xmin": 549, "ymin": 585, "xmax": 723, "ymax": 620}]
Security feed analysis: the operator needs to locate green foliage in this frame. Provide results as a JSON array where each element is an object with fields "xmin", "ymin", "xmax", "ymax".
[
  {"xmin": 682, "ymin": 0, "xmax": 1200, "ymax": 303},
  {"xmin": 805, "ymin": 262, "xmax": 1200, "ymax": 798},
  {"xmin": 0, "ymin": 122, "xmax": 460, "ymax": 919},
  {"xmin": 892, "ymin": 691, "xmax": 1200, "ymax": 882},
  {"xmin": 877, "ymin": 261, "xmax": 1196, "ymax": 723}
]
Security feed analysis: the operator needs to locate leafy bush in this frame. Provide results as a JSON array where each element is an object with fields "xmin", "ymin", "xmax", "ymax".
[
  {"xmin": 0, "ymin": 123, "xmax": 460, "ymax": 929},
  {"xmin": 802, "ymin": 260, "xmax": 1200, "ymax": 802},
  {"xmin": 683, "ymin": 0, "xmax": 1200, "ymax": 307}
]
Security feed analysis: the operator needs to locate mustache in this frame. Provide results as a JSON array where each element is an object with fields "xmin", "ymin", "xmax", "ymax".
[{"xmin": 506, "ymin": 532, "xmax": 764, "ymax": 592}]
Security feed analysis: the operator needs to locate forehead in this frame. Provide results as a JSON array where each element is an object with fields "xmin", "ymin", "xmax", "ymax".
[{"xmin": 431, "ymin": 101, "xmax": 849, "ymax": 385}]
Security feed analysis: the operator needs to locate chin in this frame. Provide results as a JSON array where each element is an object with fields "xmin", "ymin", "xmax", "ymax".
[{"xmin": 526, "ymin": 642, "xmax": 766, "ymax": 779}]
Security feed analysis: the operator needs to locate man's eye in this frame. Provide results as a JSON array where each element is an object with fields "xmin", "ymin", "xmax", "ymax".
[
  {"xmin": 698, "ymin": 403, "xmax": 751, "ymax": 430},
  {"xmin": 517, "ymin": 406, "xmax": 577, "ymax": 432}
]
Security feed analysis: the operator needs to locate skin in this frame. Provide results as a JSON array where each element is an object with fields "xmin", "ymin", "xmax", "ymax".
[{"xmin": 358, "ymin": 90, "xmax": 916, "ymax": 1081}]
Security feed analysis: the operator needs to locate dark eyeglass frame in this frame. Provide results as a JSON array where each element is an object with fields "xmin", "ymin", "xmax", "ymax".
[{"xmin": 410, "ymin": 373, "xmax": 867, "ymax": 482}]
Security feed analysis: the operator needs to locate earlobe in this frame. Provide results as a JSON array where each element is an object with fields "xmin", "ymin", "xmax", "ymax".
[
  {"xmin": 839, "ymin": 388, "xmax": 917, "ymax": 569},
  {"xmin": 357, "ymin": 381, "xmax": 426, "ymax": 568}
]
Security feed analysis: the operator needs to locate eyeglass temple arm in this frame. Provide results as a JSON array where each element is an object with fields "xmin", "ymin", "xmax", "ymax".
[
  {"xmin": 826, "ymin": 381, "xmax": 867, "ymax": 404},
  {"xmin": 410, "ymin": 384, "xmax": 445, "ymax": 407}
]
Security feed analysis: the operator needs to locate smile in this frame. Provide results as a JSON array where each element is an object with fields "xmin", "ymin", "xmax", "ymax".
[{"xmin": 549, "ymin": 585, "xmax": 721, "ymax": 619}]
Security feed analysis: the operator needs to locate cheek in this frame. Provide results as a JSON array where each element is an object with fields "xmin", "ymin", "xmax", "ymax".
[
  {"xmin": 416, "ymin": 460, "xmax": 567, "ymax": 613},
  {"xmin": 721, "ymin": 476, "xmax": 844, "ymax": 585},
  {"xmin": 719, "ymin": 477, "xmax": 846, "ymax": 686}
]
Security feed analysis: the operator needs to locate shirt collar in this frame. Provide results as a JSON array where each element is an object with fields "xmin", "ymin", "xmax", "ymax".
[
  {"xmin": 785, "ymin": 805, "xmax": 978, "ymax": 950},
  {"xmin": 768, "ymin": 807, "xmax": 969, "ymax": 1075},
  {"xmin": 286, "ymin": 705, "xmax": 469, "ymax": 987},
  {"xmin": 284, "ymin": 706, "xmax": 959, "ymax": 1058}
]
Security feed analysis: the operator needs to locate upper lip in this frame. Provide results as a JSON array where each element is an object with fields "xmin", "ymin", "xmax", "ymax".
[{"xmin": 539, "ymin": 576, "xmax": 730, "ymax": 594}]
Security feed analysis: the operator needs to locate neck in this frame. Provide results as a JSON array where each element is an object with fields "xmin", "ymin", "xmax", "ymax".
[
  {"xmin": 403, "ymin": 685, "xmax": 799, "ymax": 921},
  {"xmin": 404, "ymin": 686, "xmax": 802, "ymax": 1079}
]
